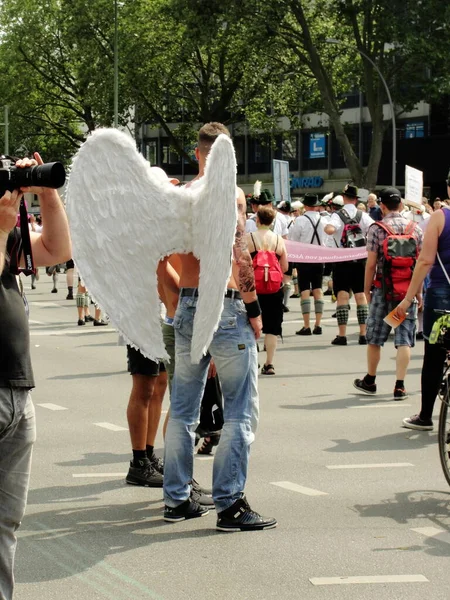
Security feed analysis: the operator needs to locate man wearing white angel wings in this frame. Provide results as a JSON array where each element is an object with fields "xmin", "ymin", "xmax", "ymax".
[{"xmin": 66, "ymin": 121, "xmax": 277, "ymax": 532}]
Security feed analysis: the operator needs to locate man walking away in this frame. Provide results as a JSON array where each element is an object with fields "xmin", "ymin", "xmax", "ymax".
[{"xmin": 353, "ymin": 188, "xmax": 423, "ymax": 399}]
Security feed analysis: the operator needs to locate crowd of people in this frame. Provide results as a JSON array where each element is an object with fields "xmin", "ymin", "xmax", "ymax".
[{"xmin": 1, "ymin": 122, "xmax": 450, "ymax": 600}]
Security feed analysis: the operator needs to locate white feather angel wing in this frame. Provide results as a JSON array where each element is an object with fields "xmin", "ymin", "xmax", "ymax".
[{"xmin": 65, "ymin": 128, "xmax": 237, "ymax": 363}]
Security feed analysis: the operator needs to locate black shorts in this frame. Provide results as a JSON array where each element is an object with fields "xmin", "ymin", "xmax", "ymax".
[
  {"xmin": 296, "ymin": 263, "xmax": 324, "ymax": 292},
  {"xmin": 258, "ymin": 289, "xmax": 284, "ymax": 336},
  {"xmin": 66, "ymin": 259, "xmax": 75, "ymax": 270},
  {"xmin": 286, "ymin": 262, "xmax": 295, "ymax": 277},
  {"xmin": 333, "ymin": 260, "xmax": 366, "ymax": 294},
  {"xmin": 323, "ymin": 263, "xmax": 333, "ymax": 278},
  {"xmin": 127, "ymin": 345, "xmax": 166, "ymax": 376}
]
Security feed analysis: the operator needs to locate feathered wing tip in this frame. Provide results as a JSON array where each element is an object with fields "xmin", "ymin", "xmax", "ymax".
[
  {"xmin": 253, "ymin": 180, "xmax": 262, "ymax": 198},
  {"xmin": 191, "ymin": 133, "xmax": 237, "ymax": 363}
]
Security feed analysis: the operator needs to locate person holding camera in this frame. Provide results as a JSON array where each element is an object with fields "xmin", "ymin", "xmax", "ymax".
[{"xmin": 0, "ymin": 153, "xmax": 71, "ymax": 600}]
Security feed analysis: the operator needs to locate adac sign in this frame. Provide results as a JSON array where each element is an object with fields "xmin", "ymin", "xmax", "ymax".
[{"xmin": 290, "ymin": 175, "xmax": 324, "ymax": 189}]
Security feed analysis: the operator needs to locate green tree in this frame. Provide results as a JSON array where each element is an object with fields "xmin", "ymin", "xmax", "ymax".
[{"xmin": 251, "ymin": 0, "xmax": 450, "ymax": 188}]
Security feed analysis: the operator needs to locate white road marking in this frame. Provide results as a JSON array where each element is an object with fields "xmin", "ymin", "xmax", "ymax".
[
  {"xmin": 271, "ymin": 481, "xmax": 328, "ymax": 496},
  {"xmin": 73, "ymin": 473, "xmax": 126, "ymax": 478},
  {"xmin": 412, "ymin": 527, "xmax": 450, "ymax": 545},
  {"xmin": 347, "ymin": 404, "xmax": 412, "ymax": 409},
  {"xmin": 31, "ymin": 328, "xmax": 113, "ymax": 336},
  {"xmin": 309, "ymin": 575, "xmax": 429, "ymax": 586},
  {"xmin": 94, "ymin": 422, "xmax": 127, "ymax": 432},
  {"xmin": 327, "ymin": 463, "xmax": 414, "ymax": 470},
  {"xmin": 195, "ymin": 455, "xmax": 214, "ymax": 461},
  {"xmin": 37, "ymin": 403, "xmax": 68, "ymax": 411},
  {"xmin": 29, "ymin": 301, "xmax": 67, "ymax": 309}
]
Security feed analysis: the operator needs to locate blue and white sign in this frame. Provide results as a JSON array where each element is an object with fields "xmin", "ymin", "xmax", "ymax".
[
  {"xmin": 405, "ymin": 122, "xmax": 424, "ymax": 139},
  {"xmin": 309, "ymin": 133, "xmax": 326, "ymax": 159}
]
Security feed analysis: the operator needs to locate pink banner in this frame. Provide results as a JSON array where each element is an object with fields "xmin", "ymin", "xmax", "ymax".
[{"xmin": 286, "ymin": 240, "xmax": 367, "ymax": 263}]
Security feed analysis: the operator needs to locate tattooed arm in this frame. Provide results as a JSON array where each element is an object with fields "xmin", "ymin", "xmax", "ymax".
[{"xmin": 232, "ymin": 188, "xmax": 262, "ymax": 339}]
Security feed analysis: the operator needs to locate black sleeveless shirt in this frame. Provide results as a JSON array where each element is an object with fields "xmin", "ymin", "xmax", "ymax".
[{"xmin": 0, "ymin": 228, "xmax": 34, "ymax": 388}]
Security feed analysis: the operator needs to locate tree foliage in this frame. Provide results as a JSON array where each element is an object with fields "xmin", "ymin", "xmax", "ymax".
[{"xmin": 0, "ymin": 0, "xmax": 448, "ymax": 185}]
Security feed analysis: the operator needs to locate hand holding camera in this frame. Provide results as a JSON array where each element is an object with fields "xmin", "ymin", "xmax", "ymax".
[{"xmin": 0, "ymin": 152, "xmax": 66, "ymax": 197}]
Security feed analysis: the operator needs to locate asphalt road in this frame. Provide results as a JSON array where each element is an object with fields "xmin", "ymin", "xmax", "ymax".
[{"xmin": 13, "ymin": 274, "xmax": 450, "ymax": 600}]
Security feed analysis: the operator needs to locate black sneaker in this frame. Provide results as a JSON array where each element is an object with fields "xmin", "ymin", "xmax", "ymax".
[
  {"xmin": 359, "ymin": 335, "xmax": 367, "ymax": 345},
  {"xmin": 51, "ymin": 288, "xmax": 58, "ymax": 293},
  {"xmin": 283, "ymin": 304, "xmax": 290, "ymax": 313},
  {"xmin": 77, "ymin": 319, "xmax": 85, "ymax": 326},
  {"xmin": 93, "ymin": 319, "xmax": 108, "ymax": 326},
  {"xmin": 393, "ymin": 387, "xmax": 409, "ymax": 400},
  {"xmin": 126, "ymin": 459, "xmax": 163, "ymax": 487},
  {"xmin": 353, "ymin": 378, "xmax": 377, "ymax": 395},
  {"xmin": 331, "ymin": 312, "xmax": 337, "ymax": 318},
  {"xmin": 313, "ymin": 325, "xmax": 322, "ymax": 335},
  {"xmin": 164, "ymin": 498, "xmax": 209, "ymax": 522},
  {"xmin": 191, "ymin": 479, "xmax": 214, "ymax": 507},
  {"xmin": 290, "ymin": 293, "xmax": 300, "ymax": 298},
  {"xmin": 85, "ymin": 315, "xmax": 94, "ymax": 322},
  {"xmin": 296, "ymin": 327, "xmax": 312, "ymax": 336},
  {"xmin": 331, "ymin": 335, "xmax": 347, "ymax": 346},
  {"xmin": 216, "ymin": 496, "xmax": 277, "ymax": 532},
  {"xmin": 66, "ymin": 292, "xmax": 74, "ymax": 300},
  {"xmin": 323, "ymin": 289, "xmax": 333, "ymax": 296},
  {"xmin": 149, "ymin": 454, "xmax": 164, "ymax": 474},
  {"xmin": 402, "ymin": 414, "xmax": 433, "ymax": 431}
]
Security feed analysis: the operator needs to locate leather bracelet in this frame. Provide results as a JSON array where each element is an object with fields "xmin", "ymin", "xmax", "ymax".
[{"xmin": 245, "ymin": 299, "xmax": 261, "ymax": 319}]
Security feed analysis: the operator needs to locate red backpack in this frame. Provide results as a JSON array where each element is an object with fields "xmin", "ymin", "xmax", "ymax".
[
  {"xmin": 373, "ymin": 221, "xmax": 419, "ymax": 301},
  {"xmin": 250, "ymin": 233, "xmax": 283, "ymax": 295}
]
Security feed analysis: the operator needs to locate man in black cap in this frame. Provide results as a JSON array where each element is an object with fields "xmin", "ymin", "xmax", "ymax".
[
  {"xmin": 289, "ymin": 193, "xmax": 327, "ymax": 335},
  {"xmin": 353, "ymin": 187, "xmax": 423, "ymax": 399},
  {"xmin": 324, "ymin": 183, "xmax": 374, "ymax": 345}
]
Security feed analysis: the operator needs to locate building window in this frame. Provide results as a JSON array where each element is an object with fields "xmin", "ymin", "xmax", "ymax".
[
  {"xmin": 282, "ymin": 134, "xmax": 298, "ymax": 160},
  {"xmin": 146, "ymin": 141, "xmax": 157, "ymax": 165}
]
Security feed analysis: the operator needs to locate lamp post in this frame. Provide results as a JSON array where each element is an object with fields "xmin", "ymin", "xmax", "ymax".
[
  {"xmin": 326, "ymin": 38, "xmax": 396, "ymax": 186},
  {"xmin": 113, "ymin": 0, "xmax": 119, "ymax": 128}
]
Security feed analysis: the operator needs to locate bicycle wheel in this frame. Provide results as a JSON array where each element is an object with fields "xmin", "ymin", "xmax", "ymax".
[{"xmin": 438, "ymin": 382, "xmax": 450, "ymax": 487}]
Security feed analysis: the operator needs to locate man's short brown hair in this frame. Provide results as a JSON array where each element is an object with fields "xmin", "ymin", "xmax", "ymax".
[
  {"xmin": 198, "ymin": 122, "xmax": 230, "ymax": 154},
  {"xmin": 257, "ymin": 205, "xmax": 276, "ymax": 226}
]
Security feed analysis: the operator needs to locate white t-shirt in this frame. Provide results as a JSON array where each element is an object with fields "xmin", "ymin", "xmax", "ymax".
[
  {"xmin": 245, "ymin": 213, "xmax": 288, "ymax": 237},
  {"xmin": 328, "ymin": 203, "xmax": 374, "ymax": 247},
  {"xmin": 288, "ymin": 211, "xmax": 327, "ymax": 246}
]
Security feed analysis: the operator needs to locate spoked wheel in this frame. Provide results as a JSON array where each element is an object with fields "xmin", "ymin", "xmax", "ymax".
[{"xmin": 438, "ymin": 381, "xmax": 450, "ymax": 487}]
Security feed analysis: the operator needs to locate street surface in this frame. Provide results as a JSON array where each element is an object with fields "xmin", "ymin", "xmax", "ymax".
[{"xmin": 14, "ymin": 274, "xmax": 450, "ymax": 600}]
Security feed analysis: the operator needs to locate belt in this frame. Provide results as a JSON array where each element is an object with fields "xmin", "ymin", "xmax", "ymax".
[{"xmin": 180, "ymin": 287, "xmax": 241, "ymax": 300}]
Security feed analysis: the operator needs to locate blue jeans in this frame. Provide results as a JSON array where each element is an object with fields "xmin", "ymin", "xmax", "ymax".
[
  {"xmin": 163, "ymin": 294, "xmax": 259, "ymax": 512},
  {"xmin": 0, "ymin": 389, "xmax": 36, "ymax": 600}
]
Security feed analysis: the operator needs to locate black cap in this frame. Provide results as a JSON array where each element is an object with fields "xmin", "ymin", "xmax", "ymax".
[{"xmin": 378, "ymin": 187, "xmax": 402, "ymax": 204}]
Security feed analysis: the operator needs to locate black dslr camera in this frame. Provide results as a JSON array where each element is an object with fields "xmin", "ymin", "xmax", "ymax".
[
  {"xmin": 0, "ymin": 156, "xmax": 66, "ymax": 276},
  {"xmin": 0, "ymin": 156, "xmax": 66, "ymax": 196}
]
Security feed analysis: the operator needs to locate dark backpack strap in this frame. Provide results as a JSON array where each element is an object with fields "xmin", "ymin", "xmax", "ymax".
[
  {"xmin": 338, "ymin": 208, "xmax": 351, "ymax": 225},
  {"xmin": 304, "ymin": 214, "xmax": 321, "ymax": 245},
  {"xmin": 250, "ymin": 232, "xmax": 259, "ymax": 252},
  {"xmin": 355, "ymin": 210, "xmax": 363, "ymax": 224}
]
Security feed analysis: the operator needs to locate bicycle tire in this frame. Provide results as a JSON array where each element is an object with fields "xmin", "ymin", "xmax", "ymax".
[{"xmin": 438, "ymin": 384, "xmax": 450, "ymax": 487}]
